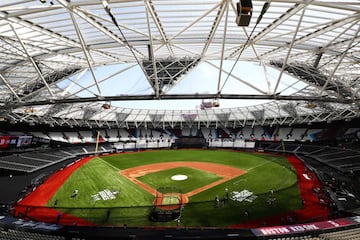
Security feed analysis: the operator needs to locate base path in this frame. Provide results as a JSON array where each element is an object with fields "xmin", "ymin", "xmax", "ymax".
[{"xmin": 121, "ymin": 161, "xmax": 246, "ymax": 204}]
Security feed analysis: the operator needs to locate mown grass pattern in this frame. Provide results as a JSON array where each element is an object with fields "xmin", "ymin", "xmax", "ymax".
[{"xmin": 47, "ymin": 150, "xmax": 301, "ymax": 227}]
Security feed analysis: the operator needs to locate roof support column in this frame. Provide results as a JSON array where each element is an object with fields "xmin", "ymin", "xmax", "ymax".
[
  {"xmin": 206, "ymin": 61, "xmax": 266, "ymax": 94},
  {"xmin": 0, "ymin": 73, "xmax": 21, "ymax": 102},
  {"xmin": 145, "ymin": 3, "xmax": 159, "ymax": 98},
  {"xmin": 273, "ymin": 7, "xmax": 306, "ymax": 94},
  {"xmin": 145, "ymin": 0, "xmax": 174, "ymax": 57},
  {"xmin": 9, "ymin": 23, "xmax": 55, "ymax": 98},
  {"xmin": 320, "ymin": 24, "xmax": 360, "ymax": 96},
  {"xmin": 68, "ymin": 11, "xmax": 102, "ymax": 97},
  {"xmin": 217, "ymin": 0, "xmax": 230, "ymax": 97},
  {"xmin": 201, "ymin": 1, "xmax": 227, "ymax": 58}
]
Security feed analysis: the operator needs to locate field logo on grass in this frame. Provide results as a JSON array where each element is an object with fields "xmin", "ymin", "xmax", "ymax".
[
  {"xmin": 231, "ymin": 189, "xmax": 257, "ymax": 203},
  {"xmin": 92, "ymin": 189, "xmax": 119, "ymax": 201}
]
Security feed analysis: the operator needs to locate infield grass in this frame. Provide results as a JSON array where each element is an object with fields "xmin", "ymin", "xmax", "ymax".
[
  {"xmin": 46, "ymin": 149, "xmax": 301, "ymax": 227},
  {"xmin": 137, "ymin": 167, "xmax": 222, "ymax": 193}
]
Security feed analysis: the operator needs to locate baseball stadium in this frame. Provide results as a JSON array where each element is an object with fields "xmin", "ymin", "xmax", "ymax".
[{"xmin": 0, "ymin": 0, "xmax": 359, "ymax": 240}]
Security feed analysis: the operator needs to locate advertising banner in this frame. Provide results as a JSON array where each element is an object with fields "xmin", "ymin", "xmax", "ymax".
[
  {"xmin": 252, "ymin": 218, "xmax": 358, "ymax": 236},
  {"xmin": 0, "ymin": 136, "xmax": 18, "ymax": 149}
]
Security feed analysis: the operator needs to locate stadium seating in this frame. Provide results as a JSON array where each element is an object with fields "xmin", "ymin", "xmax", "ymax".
[
  {"xmin": 263, "ymin": 142, "xmax": 360, "ymax": 174},
  {"xmin": 269, "ymin": 236, "xmax": 320, "ymax": 240},
  {"xmin": 62, "ymin": 131, "xmax": 82, "ymax": 143},
  {"xmin": 0, "ymin": 121, "xmax": 359, "ymax": 240},
  {"xmin": 0, "ymin": 150, "xmax": 68, "ymax": 172},
  {"xmin": 27, "ymin": 131, "xmax": 50, "ymax": 140},
  {"xmin": 201, "ymin": 127, "xmax": 211, "ymax": 139},
  {"xmin": 0, "ymin": 229, "xmax": 65, "ymax": 240},
  {"xmin": 277, "ymin": 127, "xmax": 292, "ymax": 139},
  {"xmin": 0, "ymin": 142, "xmax": 114, "ymax": 173},
  {"xmin": 242, "ymin": 126, "xmax": 253, "ymax": 139},
  {"xmin": 296, "ymin": 145, "xmax": 323, "ymax": 154},
  {"xmin": 106, "ymin": 128, "xmax": 120, "ymax": 142},
  {"xmin": 319, "ymin": 227, "xmax": 360, "ymax": 240},
  {"xmin": 266, "ymin": 227, "xmax": 360, "ymax": 240},
  {"xmin": 47, "ymin": 132, "xmax": 65, "ymax": 142},
  {"xmin": 0, "ymin": 159, "xmax": 35, "ymax": 172},
  {"xmin": 303, "ymin": 129, "xmax": 322, "ymax": 141},
  {"xmin": 182, "ymin": 127, "xmax": 200, "ymax": 137},
  {"xmin": 291, "ymin": 128, "xmax": 307, "ymax": 141},
  {"xmin": 24, "ymin": 126, "xmax": 328, "ymax": 146},
  {"xmin": 78, "ymin": 131, "xmax": 94, "ymax": 143}
]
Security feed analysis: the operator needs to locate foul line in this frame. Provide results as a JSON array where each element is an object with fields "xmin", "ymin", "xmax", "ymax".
[{"xmin": 246, "ymin": 161, "xmax": 270, "ymax": 172}]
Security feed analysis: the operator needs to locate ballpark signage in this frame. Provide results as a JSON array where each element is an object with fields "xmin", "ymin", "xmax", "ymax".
[
  {"xmin": 252, "ymin": 217, "xmax": 358, "ymax": 236},
  {"xmin": 91, "ymin": 189, "xmax": 119, "ymax": 201}
]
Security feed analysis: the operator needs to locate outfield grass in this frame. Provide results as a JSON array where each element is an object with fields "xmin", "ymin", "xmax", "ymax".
[
  {"xmin": 48, "ymin": 158, "xmax": 154, "ymax": 208},
  {"xmin": 46, "ymin": 149, "xmax": 301, "ymax": 227}
]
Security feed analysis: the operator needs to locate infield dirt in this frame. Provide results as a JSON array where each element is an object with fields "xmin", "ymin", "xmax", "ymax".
[{"xmin": 121, "ymin": 161, "xmax": 246, "ymax": 204}]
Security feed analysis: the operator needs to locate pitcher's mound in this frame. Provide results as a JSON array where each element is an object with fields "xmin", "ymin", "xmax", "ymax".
[{"xmin": 171, "ymin": 174, "xmax": 188, "ymax": 181}]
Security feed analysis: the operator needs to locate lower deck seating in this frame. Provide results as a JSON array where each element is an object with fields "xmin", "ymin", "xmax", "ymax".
[
  {"xmin": 319, "ymin": 227, "xmax": 360, "ymax": 240},
  {"xmin": 0, "ymin": 229, "xmax": 65, "ymax": 240},
  {"xmin": 0, "ymin": 143, "xmax": 114, "ymax": 173}
]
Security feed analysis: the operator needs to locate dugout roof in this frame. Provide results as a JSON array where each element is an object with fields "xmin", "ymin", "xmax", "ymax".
[{"xmin": 0, "ymin": 0, "xmax": 359, "ymax": 128}]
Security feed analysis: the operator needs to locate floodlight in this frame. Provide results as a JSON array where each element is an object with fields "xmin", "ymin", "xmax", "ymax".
[
  {"xmin": 102, "ymin": 103, "xmax": 111, "ymax": 109},
  {"xmin": 236, "ymin": 0, "xmax": 253, "ymax": 26}
]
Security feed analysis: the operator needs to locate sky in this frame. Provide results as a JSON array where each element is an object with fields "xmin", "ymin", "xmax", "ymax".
[{"xmin": 57, "ymin": 60, "xmax": 307, "ymax": 110}]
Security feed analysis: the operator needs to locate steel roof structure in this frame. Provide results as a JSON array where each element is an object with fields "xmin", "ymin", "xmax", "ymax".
[{"xmin": 0, "ymin": 0, "xmax": 359, "ymax": 128}]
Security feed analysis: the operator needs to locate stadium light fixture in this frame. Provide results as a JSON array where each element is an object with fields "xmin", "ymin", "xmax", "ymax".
[
  {"xmin": 102, "ymin": 102, "xmax": 111, "ymax": 109},
  {"xmin": 236, "ymin": 0, "xmax": 253, "ymax": 26}
]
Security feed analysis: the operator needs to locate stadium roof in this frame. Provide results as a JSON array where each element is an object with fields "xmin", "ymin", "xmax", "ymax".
[{"xmin": 0, "ymin": 0, "xmax": 359, "ymax": 128}]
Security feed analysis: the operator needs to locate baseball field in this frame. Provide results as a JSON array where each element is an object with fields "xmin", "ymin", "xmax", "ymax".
[
  {"xmin": 17, "ymin": 149, "xmax": 302, "ymax": 227},
  {"xmin": 38, "ymin": 149, "xmax": 301, "ymax": 227}
]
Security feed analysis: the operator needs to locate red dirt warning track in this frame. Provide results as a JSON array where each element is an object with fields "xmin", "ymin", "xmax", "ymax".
[
  {"xmin": 14, "ymin": 156, "xmax": 96, "ymax": 226},
  {"xmin": 121, "ymin": 161, "xmax": 246, "ymax": 204}
]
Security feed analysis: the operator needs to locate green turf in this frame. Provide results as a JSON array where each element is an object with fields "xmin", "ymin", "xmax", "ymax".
[
  {"xmin": 46, "ymin": 149, "xmax": 301, "ymax": 227},
  {"xmin": 137, "ymin": 167, "xmax": 222, "ymax": 194},
  {"xmin": 48, "ymin": 157, "xmax": 154, "ymax": 208},
  {"xmin": 162, "ymin": 196, "xmax": 180, "ymax": 205}
]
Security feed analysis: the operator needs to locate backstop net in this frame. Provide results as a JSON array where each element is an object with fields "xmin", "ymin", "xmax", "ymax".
[{"xmin": 150, "ymin": 187, "xmax": 183, "ymax": 222}]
